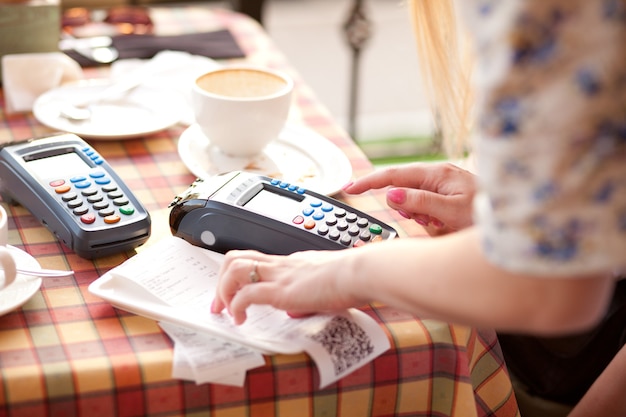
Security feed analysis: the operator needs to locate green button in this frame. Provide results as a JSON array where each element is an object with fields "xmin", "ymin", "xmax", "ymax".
[
  {"xmin": 119, "ymin": 206, "xmax": 135, "ymax": 215},
  {"xmin": 369, "ymin": 224, "xmax": 383, "ymax": 235}
]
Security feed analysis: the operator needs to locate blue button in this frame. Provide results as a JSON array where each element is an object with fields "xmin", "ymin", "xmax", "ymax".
[
  {"xmin": 310, "ymin": 200, "xmax": 322, "ymax": 208},
  {"xmin": 302, "ymin": 207, "xmax": 314, "ymax": 216},
  {"xmin": 89, "ymin": 171, "xmax": 105, "ymax": 178},
  {"xmin": 270, "ymin": 179, "xmax": 280, "ymax": 186},
  {"xmin": 279, "ymin": 182, "xmax": 289, "ymax": 188},
  {"xmin": 321, "ymin": 204, "xmax": 334, "ymax": 212},
  {"xmin": 84, "ymin": 150, "xmax": 95, "ymax": 156},
  {"xmin": 93, "ymin": 157, "xmax": 104, "ymax": 165},
  {"xmin": 296, "ymin": 188, "xmax": 306, "ymax": 194},
  {"xmin": 313, "ymin": 212, "xmax": 325, "ymax": 221},
  {"xmin": 95, "ymin": 177, "xmax": 111, "ymax": 185},
  {"xmin": 288, "ymin": 185, "xmax": 298, "ymax": 191},
  {"xmin": 70, "ymin": 176, "xmax": 87, "ymax": 183},
  {"xmin": 74, "ymin": 181, "xmax": 91, "ymax": 189}
]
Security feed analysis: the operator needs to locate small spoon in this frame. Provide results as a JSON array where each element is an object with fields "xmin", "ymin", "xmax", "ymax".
[
  {"xmin": 59, "ymin": 35, "xmax": 119, "ymax": 64},
  {"xmin": 58, "ymin": 74, "xmax": 145, "ymax": 122},
  {"xmin": 57, "ymin": 53, "xmax": 177, "ymax": 122},
  {"xmin": 16, "ymin": 268, "xmax": 75, "ymax": 278}
]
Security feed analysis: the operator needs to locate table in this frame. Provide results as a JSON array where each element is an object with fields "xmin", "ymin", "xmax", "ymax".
[{"xmin": 0, "ymin": 6, "xmax": 520, "ymax": 417}]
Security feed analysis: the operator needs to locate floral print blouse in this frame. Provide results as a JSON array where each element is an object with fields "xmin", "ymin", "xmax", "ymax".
[{"xmin": 459, "ymin": 0, "xmax": 626, "ymax": 276}]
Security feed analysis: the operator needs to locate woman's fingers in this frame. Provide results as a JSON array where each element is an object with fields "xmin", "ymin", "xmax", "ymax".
[
  {"xmin": 212, "ymin": 250, "xmax": 269, "ymax": 315},
  {"xmin": 213, "ymin": 249, "xmax": 363, "ymax": 325},
  {"xmin": 344, "ymin": 162, "xmax": 465, "ymax": 195},
  {"xmin": 227, "ymin": 280, "xmax": 286, "ymax": 324},
  {"xmin": 388, "ymin": 187, "xmax": 472, "ymax": 229},
  {"xmin": 349, "ymin": 162, "xmax": 477, "ymax": 232},
  {"xmin": 213, "ymin": 251, "xmax": 319, "ymax": 323},
  {"xmin": 210, "ymin": 297, "xmax": 226, "ymax": 314},
  {"xmin": 343, "ymin": 164, "xmax": 430, "ymax": 194}
]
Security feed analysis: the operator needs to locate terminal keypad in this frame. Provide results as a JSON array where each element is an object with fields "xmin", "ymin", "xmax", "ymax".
[
  {"xmin": 49, "ymin": 162, "xmax": 137, "ymax": 226},
  {"xmin": 268, "ymin": 179, "xmax": 388, "ymax": 248}
]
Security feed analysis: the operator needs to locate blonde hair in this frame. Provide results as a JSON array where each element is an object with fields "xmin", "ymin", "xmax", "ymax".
[{"xmin": 408, "ymin": 0, "xmax": 474, "ymax": 158}]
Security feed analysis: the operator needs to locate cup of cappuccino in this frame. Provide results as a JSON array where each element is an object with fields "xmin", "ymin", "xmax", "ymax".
[
  {"xmin": 0, "ymin": 205, "xmax": 17, "ymax": 293},
  {"xmin": 192, "ymin": 65, "xmax": 294, "ymax": 157}
]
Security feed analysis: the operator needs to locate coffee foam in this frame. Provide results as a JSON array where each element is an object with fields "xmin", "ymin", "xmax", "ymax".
[{"xmin": 196, "ymin": 69, "xmax": 287, "ymax": 98}]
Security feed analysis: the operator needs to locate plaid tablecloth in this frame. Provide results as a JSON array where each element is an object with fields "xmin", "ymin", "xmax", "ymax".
[{"xmin": 0, "ymin": 6, "xmax": 519, "ymax": 417}]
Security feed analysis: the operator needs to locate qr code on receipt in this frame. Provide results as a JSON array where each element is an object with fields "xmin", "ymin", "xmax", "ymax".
[{"xmin": 309, "ymin": 316, "xmax": 375, "ymax": 376}]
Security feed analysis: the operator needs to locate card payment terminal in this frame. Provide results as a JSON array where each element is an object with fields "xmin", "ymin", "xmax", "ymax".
[
  {"xmin": 0, "ymin": 133, "xmax": 151, "ymax": 258},
  {"xmin": 169, "ymin": 171, "xmax": 397, "ymax": 255}
]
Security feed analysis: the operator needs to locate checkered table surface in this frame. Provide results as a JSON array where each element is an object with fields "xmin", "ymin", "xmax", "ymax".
[{"xmin": 0, "ymin": 6, "xmax": 519, "ymax": 417}]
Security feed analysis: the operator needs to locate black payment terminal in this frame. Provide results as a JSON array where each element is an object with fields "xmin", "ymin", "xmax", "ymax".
[{"xmin": 169, "ymin": 171, "xmax": 397, "ymax": 255}]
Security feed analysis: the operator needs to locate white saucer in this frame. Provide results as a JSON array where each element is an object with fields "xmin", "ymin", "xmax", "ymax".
[
  {"xmin": 0, "ymin": 246, "xmax": 42, "ymax": 317},
  {"xmin": 178, "ymin": 123, "xmax": 353, "ymax": 196},
  {"xmin": 33, "ymin": 79, "xmax": 183, "ymax": 140}
]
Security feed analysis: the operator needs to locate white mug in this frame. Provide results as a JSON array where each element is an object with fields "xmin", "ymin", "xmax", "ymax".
[
  {"xmin": 192, "ymin": 65, "xmax": 294, "ymax": 157},
  {"xmin": 0, "ymin": 205, "xmax": 16, "ymax": 292}
]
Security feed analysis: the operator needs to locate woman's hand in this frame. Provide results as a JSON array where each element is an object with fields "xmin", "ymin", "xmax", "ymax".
[
  {"xmin": 211, "ymin": 163, "xmax": 479, "ymax": 324},
  {"xmin": 211, "ymin": 249, "xmax": 367, "ymax": 325},
  {"xmin": 343, "ymin": 162, "xmax": 477, "ymax": 235}
]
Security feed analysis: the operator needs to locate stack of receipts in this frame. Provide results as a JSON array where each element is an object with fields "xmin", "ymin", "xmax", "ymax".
[{"xmin": 88, "ymin": 236, "xmax": 390, "ymax": 388}]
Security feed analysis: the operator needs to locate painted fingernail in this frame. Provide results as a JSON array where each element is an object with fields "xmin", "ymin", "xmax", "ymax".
[
  {"xmin": 397, "ymin": 210, "xmax": 411, "ymax": 219},
  {"xmin": 387, "ymin": 188, "xmax": 406, "ymax": 204},
  {"xmin": 415, "ymin": 218, "xmax": 428, "ymax": 226},
  {"xmin": 287, "ymin": 311, "xmax": 314, "ymax": 318},
  {"xmin": 341, "ymin": 181, "xmax": 354, "ymax": 190}
]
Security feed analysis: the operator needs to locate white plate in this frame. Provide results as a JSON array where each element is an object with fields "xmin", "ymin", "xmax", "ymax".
[
  {"xmin": 178, "ymin": 123, "xmax": 353, "ymax": 196},
  {"xmin": 33, "ymin": 79, "xmax": 183, "ymax": 140},
  {"xmin": 0, "ymin": 246, "xmax": 42, "ymax": 317}
]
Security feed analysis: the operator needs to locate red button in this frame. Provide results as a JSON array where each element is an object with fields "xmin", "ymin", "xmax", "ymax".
[
  {"xmin": 49, "ymin": 179, "xmax": 65, "ymax": 187},
  {"xmin": 80, "ymin": 213, "xmax": 96, "ymax": 224},
  {"xmin": 292, "ymin": 215, "xmax": 304, "ymax": 225}
]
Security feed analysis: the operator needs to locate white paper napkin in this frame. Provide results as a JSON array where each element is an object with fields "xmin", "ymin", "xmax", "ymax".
[
  {"xmin": 109, "ymin": 50, "xmax": 220, "ymax": 125},
  {"xmin": 2, "ymin": 52, "xmax": 83, "ymax": 114}
]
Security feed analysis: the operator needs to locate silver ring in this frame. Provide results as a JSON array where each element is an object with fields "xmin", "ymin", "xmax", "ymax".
[{"xmin": 249, "ymin": 260, "xmax": 261, "ymax": 283}]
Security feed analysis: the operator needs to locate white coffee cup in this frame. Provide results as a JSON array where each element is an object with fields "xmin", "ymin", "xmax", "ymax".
[
  {"xmin": 0, "ymin": 205, "xmax": 17, "ymax": 292},
  {"xmin": 192, "ymin": 65, "xmax": 294, "ymax": 157}
]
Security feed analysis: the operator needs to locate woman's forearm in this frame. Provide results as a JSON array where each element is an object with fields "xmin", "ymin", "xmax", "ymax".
[{"xmin": 348, "ymin": 228, "xmax": 614, "ymax": 334}]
